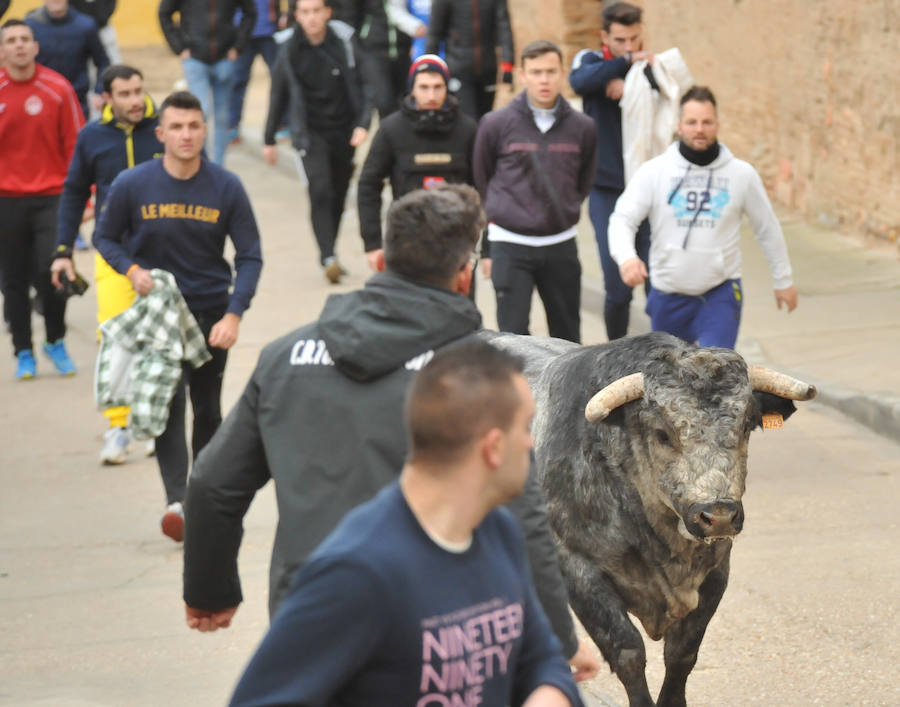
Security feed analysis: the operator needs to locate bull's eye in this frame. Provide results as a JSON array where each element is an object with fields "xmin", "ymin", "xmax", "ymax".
[{"xmin": 655, "ymin": 429, "xmax": 673, "ymax": 447}]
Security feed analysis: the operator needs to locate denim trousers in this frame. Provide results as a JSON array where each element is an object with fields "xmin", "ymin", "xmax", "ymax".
[{"xmin": 182, "ymin": 56, "xmax": 234, "ymax": 165}]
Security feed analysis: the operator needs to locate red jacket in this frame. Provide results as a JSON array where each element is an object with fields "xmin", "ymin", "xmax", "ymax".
[{"xmin": 0, "ymin": 64, "xmax": 84, "ymax": 197}]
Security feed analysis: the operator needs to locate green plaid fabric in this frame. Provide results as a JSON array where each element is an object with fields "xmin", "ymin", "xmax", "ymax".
[{"xmin": 95, "ymin": 270, "xmax": 212, "ymax": 440}]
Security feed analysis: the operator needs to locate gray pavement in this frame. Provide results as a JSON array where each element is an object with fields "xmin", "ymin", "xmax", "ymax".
[{"xmin": 1, "ymin": 57, "xmax": 898, "ymax": 706}]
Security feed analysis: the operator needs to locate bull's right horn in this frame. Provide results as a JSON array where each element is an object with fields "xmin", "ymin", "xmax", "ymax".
[
  {"xmin": 585, "ymin": 373, "xmax": 645, "ymax": 422},
  {"xmin": 748, "ymin": 365, "xmax": 817, "ymax": 400}
]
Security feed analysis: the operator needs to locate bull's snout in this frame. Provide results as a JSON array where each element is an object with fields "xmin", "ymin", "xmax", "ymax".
[{"xmin": 685, "ymin": 501, "xmax": 744, "ymax": 539}]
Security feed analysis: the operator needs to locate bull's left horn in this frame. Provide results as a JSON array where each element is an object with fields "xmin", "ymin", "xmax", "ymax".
[
  {"xmin": 748, "ymin": 365, "xmax": 817, "ymax": 400},
  {"xmin": 585, "ymin": 373, "xmax": 645, "ymax": 422}
]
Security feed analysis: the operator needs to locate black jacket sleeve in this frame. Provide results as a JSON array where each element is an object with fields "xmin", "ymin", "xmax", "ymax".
[
  {"xmin": 424, "ymin": 0, "xmax": 449, "ymax": 55},
  {"xmin": 504, "ymin": 456, "xmax": 579, "ymax": 659},
  {"xmin": 87, "ymin": 22, "xmax": 111, "ymax": 96},
  {"xmin": 183, "ymin": 364, "xmax": 272, "ymax": 611},
  {"xmin": 56, "ymin": 136, "xmax": 93, "ymax": 250},
  {"xmin": 266, "ymin": 44, "xmax": 311, "ymax": 152},
  {"xmin": 234, "ymin": 0, "xmax": 258, "ymax": 53},
  {"xmin": 493, "ymin": 0, "xmax": 514, "ymax": 66},
  {"xmin": 157, "ymin": 0, "xmax": 186, "ymax": 55},
  {"xmin": 351, "ymin": 36, "xmax": 375, "ymax": 131},
  {"xmin": 356, "ymin": 128, "xmax": 392, "ymax": 251}
]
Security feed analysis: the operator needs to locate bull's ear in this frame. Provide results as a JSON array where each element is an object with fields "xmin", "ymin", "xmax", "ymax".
[{"xmin": 752, "ymin": 391, "xmax": 797, "ymax": 428}]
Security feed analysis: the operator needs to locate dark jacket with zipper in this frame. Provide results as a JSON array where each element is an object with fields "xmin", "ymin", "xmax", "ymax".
[
  {"xmin": 425, "ymin": 0, "xmax": 514, "ymax": 81},
  {"xmin": 158, "ymin": 0, "xmax": 257, "ymax": 64},
  {"xmin": 56, "ymin": 96, "xmax": 160, "ymax": 249},
  {"xmin": 473, "ymin": 91, "xmax": 597, "ymax": 255},
  {"xmin": 264, "ymin": 21, "xmax": 373, "ymax": 152},
  {"xmin": 182, "ymin": 271, "xmax": 579, "ymax": 658},
  {"xmin": 70, "ymin": 0, "xmax": 117, "ymax": 28},
  {"xmin": 357, "ymin": 94, "xmax": 476, "ymax": 251}
]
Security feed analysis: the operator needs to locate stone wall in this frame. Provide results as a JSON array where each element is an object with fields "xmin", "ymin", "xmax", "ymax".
[{"xmin": 509, "ymin": 0, "xmax": 900, "ymax": 242}]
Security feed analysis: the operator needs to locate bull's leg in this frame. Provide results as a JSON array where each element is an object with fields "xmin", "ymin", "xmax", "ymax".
[
  {"xmin": 656, "ymin": 558, "xmax": 730, "ymax": 707},
  {"xmin": 562, "ymin": 553, "xmax": 655, "ymax": 707}
]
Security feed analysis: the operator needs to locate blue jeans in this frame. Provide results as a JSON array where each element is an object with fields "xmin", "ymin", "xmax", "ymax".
[
  {"xmin": 182, "ymin": 56, "xmax": 234, "ymax": 165},
  {"xmin": 646, "ymin": 279, "xmax": 743, "ymax": 349},
  {"xmin": 589, "ymin": 186, "xmax": 651, "ymax": 340},
  {"xmin": 228, "ymin": 36, "xmax": 277, "ymax": 130}
]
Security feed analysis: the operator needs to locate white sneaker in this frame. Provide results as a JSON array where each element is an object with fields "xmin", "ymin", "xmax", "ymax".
[
  {"xmin": 145, "ymin": 439, "xmax": 156, "ymax": 457},
  {"xmin": 161, "ymin": 502, "xmax": 184, "ymax": 542},
  {"xmin": 100, "ymin": 426, "xmax": 132, "ymax": 465}
]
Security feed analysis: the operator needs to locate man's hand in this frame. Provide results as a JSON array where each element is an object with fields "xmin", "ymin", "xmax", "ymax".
[
  {"xmin": 185, "ymin": 604, "xmax": 238, "ymax": 632},
  {"xmin": 262, "ymin": 145, "xmax": 278, "ymax": 165},
  {"xmin": 365, "ymin": 248, "xmax": 383, "ymax": 272},
  {"xmin": 619, "ymin": 256, "xmax": 648, "ymax": 287},
  {"xmin": 606, "ymin": 78, "xmax": 624, "ymax": 101},
  {"xmin": 568, "ymin": 638, "xmax": 601, "ymax": 682},
  {"xmin": 50, "ymin": 257, "xmax": 76, "ymax": 290},
  {"xmin": 127, "ymin": 265, "xmax": 155, "ymax": 296},
  {"xmin": 774, "ymin": 285, "xmax": 798, "ymax": 312},
  {"xmin": 413, "ymin": 24, "xmax": 427, "ymax": 38},
  {"xmin": 349, "ymin": 127, "xmax": 368, "ymax": 147},
  {"xmin": 226, "ymin": 47, "xmax": 238, "ymax": 61},
  {"xmin": 480, "ymin": 258, "xmax": 492, "ymax": 280},
  {"xmin": 208, "ymin": 312, "xmax": 241, "ymax": 349},
  {"xmin": 90, "ymin": 93, "xmax": 104, "ymax": 112},
  {"xmin": 631, "ymin": 50, "xmax": 655, "ymax": 65},
  {"xmin": 180, "ymin": 49, "xmax": 191, "ymax": 60},
  {"xmin": 521, "ymin": 685, "xmax": 572, "ymax": 706}
]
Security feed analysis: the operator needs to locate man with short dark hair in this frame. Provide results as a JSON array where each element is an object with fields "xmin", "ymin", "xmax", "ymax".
[
  {"xmin": 474, "ymin": 39, "xmax": 597, "ymax": 343},
  {"xmin": 181, "ymin": 184, "xmax": 598, "ymax": 682},
  {"xmin": 263, "ymin": 0, "xmax": 373, "ymax": 284},
  {"xmin": 50, "ymin": 64, "xmax": 161, "ymax": 465},
  {"xmin": 0, "ymin": 18, "xmax": 84, "ymax": 380},
  {"xmin": 230, "ymin": 340, "xmax": 584, "ymax": 707},
  {"xmin": 158, "ymin": 0, "xmax": 257, "ymax": 165},
  {"xmin": 25, "ymin": 0, "xmax": 110, "ymax": 119},
  {"xmin": 570, "ymin": 0, "xmax": 654, "ymax": 341},
  {"xmin": 357, "ymin": 54, "xmax": 477, "ymax": 270},
  {"xmin": 609, "ymin": 86, "xmax": 798, "ymax": 348},
  {"xmin": 93, "ymin": 90, "xmax": 263, "ymax": 540}
]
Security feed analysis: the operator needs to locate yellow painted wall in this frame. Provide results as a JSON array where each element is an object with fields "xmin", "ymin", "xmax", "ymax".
[{"xmin": 7, "ymin": 0, "xmax": 165, "ymax": 47}]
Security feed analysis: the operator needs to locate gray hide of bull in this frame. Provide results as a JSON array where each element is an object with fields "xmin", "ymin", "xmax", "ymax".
[{"xmin": 481, "ymin": 331, "xmax": 815, "ymax": 707}]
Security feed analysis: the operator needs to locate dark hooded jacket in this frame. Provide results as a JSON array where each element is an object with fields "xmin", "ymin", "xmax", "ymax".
[
  {"xmin": 357, "ymin": 94, "xmax": 477, "ymax": 251},
  {"xmin": 158, "ymin": 0, "xmax": 257, "ymax": 64},
  {"xmin": 183, "ymin": 272, "xmax": 578, "ymax": 657}
]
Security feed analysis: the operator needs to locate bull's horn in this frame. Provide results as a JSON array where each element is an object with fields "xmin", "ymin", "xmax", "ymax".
[
  {"xmin": 748, "ymin": 365, "xmax": 817, "ymax": 400},
  {"xmin": 585, "ymin": 373, "xmax": 645, "ymax": 422}
]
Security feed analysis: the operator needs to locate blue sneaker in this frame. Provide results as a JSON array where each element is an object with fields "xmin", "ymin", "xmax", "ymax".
[
  {"xmin": 15, "ymin": 349, "xmax": 36, "ymax": 380},
  {"xmin": 43, "ymin": 339, "xmax": 76, "ymax": 376}
]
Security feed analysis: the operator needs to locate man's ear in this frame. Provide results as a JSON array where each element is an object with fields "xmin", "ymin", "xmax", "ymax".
[
  {"xmin": 481, "ymin": 427, "xmax": 505, "ymax": 469},
  {"xmin": 454, "ymin": 265, "xmax": 473, "ymax": 296}
]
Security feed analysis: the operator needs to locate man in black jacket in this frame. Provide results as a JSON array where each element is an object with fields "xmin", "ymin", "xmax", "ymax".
[
  {"xmin": 474, "ymin": 40, "xmax": 597, "ymax": 344},
  {"xmin": 158, "ymin": 0, "xmax": 256, "ymax": 165},
  {"xmin": 426, "ymin": 0, "xmax": 515, "ymax": 119},
  {"xmin": 181, "ymin": 184, "xmax": 599, "ymax": 680},
  {"xmin": 357, "ymin": 54, "xmax": 476, "ymax": 270},
  {"xmin": 263, "ymin": 0, "xmax": 372, "ymax": 284}
]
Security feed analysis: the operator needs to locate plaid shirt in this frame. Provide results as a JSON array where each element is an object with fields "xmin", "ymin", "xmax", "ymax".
[{"xmin": 95, "ymin": 270, "xmax": 211, "ymax": 439}]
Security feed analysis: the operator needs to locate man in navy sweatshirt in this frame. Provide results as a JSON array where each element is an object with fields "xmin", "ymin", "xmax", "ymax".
[
  {"xmin": 570, "ymin": 1, "xmax": 655, "ymax": 341},
  {"xmin": 93, "ymin": 90, "xmax": 262, "ymax": 542},
  {"xmin": 230, "ymin": 340, "xmax": 585, "ymax": 707}
]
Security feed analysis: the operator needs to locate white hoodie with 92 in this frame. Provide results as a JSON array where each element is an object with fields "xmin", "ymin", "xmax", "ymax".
[{"xmin": 608, "ymin": 141, "xmax": 793, "ymax": 296}]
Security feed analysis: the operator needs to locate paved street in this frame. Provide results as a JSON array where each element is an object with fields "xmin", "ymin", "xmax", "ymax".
[{"xmin": 1, "ymin": 50, "xmax": 899, "ymax": 707}]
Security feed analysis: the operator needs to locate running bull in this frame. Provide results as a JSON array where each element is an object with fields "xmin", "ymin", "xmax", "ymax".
[{"xmin": 484, "ymin": 331, "xmax": 817, "ymax": 707}]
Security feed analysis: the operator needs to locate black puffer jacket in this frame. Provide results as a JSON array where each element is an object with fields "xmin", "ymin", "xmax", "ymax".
[
  {"xmin": 158, "ymin": 0, "xmax": 257, "ymax": 64},
  {"xmin": 357, "ymin": 94, "xmax": 477, "ymax": 250},
  {"xmin": 264, "ymin": 22, "xmax": 374, "ymax": 152},
  {"xmin": 425, "ymin": 0, "xmax": 514, "ymax": 81}
]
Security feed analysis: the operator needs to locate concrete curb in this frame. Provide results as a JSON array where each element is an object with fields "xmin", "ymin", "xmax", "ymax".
[{"xmin": 231, "ymin": 134, "xmax": 900, "ymax": 446}]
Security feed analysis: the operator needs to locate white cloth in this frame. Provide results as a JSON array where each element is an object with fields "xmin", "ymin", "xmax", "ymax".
[
  {"xmin": 621, "ymin": 48, "xmax": 693, "ymax": 184},
  {"xmin": 608, "ymin": 142, "xmax": 794, "ymax": 296}
]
